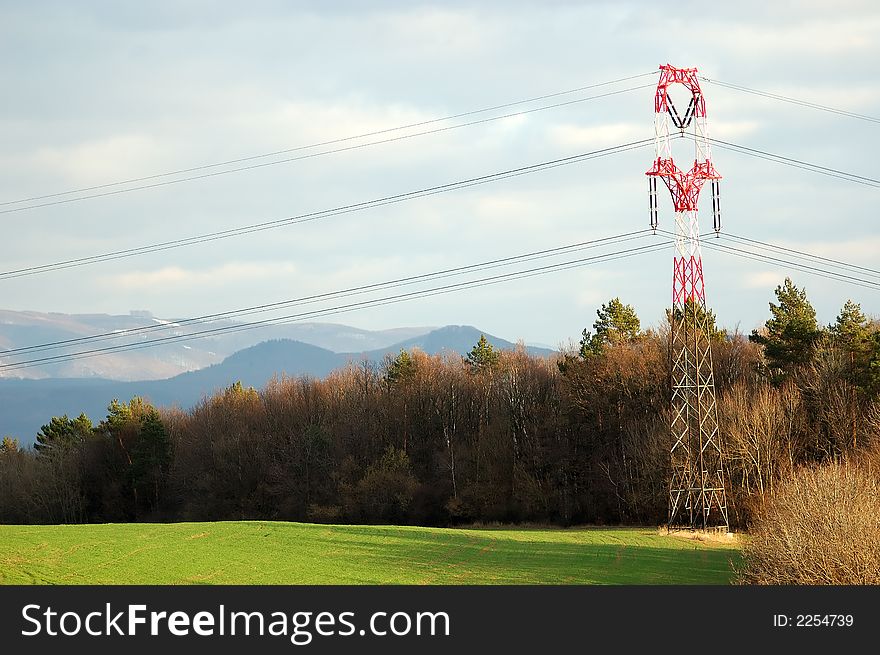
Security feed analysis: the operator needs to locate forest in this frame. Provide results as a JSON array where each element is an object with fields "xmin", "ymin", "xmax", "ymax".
[{"xmin": 1, "ymin": 277, "xmax": 878, "ymax": 532}]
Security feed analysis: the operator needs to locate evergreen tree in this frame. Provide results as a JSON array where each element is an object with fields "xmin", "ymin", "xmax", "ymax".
[
  {"xmin": 466, "ymin": 335, "xmax": 499, "ymax": 373},
  {"xmin": 385, "ymin": 349, "xmax": 416, "ymax": 386},
  {"xmin": 666, "ymin": 299, "xmax": 725, "ymax": 343},
  {"xmin": 0, "ymin": 436, "xmax": 20, "ymax": 455},
  {"xmin": 750, "ymin": 277, "xmax": 821, "ymax": 381},
  {"xmin": 34, "ymin": 413, "xmax": 92, "ymax": 456},
  {"xmin": 96, "ymin": 397, "xmax": 165, "ymax": 518},
  {"xmin": 580, "ymin": 297, "xmax": 641, "ymax": 357},
  {"xmin": 131, "ymin": 409, "xmax": 172, "ymax": 513},
  {"xmin": 867, "ymin": 329, "xmax": 880, "ymax": 398},
  {"xmin": 831, "ymin": 299, "xmax": 870, "ymax": 351},
  {"xmin": 830, "ymin": 299, "xmax": 880, "ymax": 395}
]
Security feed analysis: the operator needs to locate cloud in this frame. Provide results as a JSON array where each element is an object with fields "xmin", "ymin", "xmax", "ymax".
[
  {"xmin": 546, "ymin": 122, "xmax": 645, "ymax": 149},
  {"xmin": 716, "ymin": 16, "xmax": 880, "ymax": 56},
  {"xmin": 106, "ymin": 261, "xmax": 299, "ymax": 292},
  {"xmin": 744, "ymin": 271, "xmax": 785, "ymax": 289},
  {"xmin": 710, "ymin": 120, "xmax": 761, "ymax": 140},
  {"xmin": 27, "ymin": 135, "xmax": 168, "ymax": 185},
  {"xmin": 237, "ymin": 98, "xmax": 438, "ymax": 148},
  {"xmin": 2, "ymin": 1, "xmax": 878, "ymax": 346},
  {"xmin": 790, "ymin": 237, "xmax": 880, "ymax": 263},
  {"xmin": 376, "ymin": 7, "xmax": 490, "ymax": 55}
]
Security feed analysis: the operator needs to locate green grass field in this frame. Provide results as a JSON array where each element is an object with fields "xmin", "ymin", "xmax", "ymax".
[{"xmin": 0, "ymin": 522, "xmax": 740, "ymax": 585}]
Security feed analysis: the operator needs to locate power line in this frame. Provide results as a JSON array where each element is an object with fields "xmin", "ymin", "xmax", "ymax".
[
  {"xmin": 702, "ymin": 242, "xmax": 880, "ymax": 292},
  {"xmin": 0, "ymin": 239, "xmax": 672, "ymax": 373},
  {"xmin": 1, "ymin": 79, "xmax": 657, "ymax": 215},
  {"xmin": 0, "ymin": 133, "xmax": 880, "ymax": 288},
  {"xmin": 708, "ymin": 137, "xmax": 880, "ymax": 188},
  {"xmin": 2, "ymin": 230, "xmax": 654, "ymax": 357},
  {"xmin": 4, "ymin": 228, "xmax": 878, "ymax": 373},
  {"xmin": 700, "ymin": 76, "xmax": 880, "ymax": 125},
  {"xmin": 4, "ymin": 138, "xmax": 873, "ymax": 285},
  {"xmin": 655, "ymin": 228, "xmax": 880, "ymax": 291},
  {"xmin": 0, "ymin": 138, "xmax": 654, "ymax": 280},
  {"xmin": 720, "ymin": 232, "xmax": 880, "ymax": 279},
  {"xmin": 1, "ymin": 71, "xmax": 655, "ymax": 207}
]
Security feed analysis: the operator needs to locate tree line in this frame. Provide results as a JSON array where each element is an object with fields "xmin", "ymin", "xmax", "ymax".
[{"xmin": 1, "ymin": 277, "xmax": 878, "ymax": 528}]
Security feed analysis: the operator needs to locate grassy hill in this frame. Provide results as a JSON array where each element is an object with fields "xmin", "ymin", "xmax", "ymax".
[{"xmin": 0, "ymin": 522, "xmax": 739, "ymax": 585}]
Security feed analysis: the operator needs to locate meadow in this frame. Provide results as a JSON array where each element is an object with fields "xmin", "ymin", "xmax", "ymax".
[{"xmin": 0, "ymin": 522, "xmax": 739, "ymax": 585}]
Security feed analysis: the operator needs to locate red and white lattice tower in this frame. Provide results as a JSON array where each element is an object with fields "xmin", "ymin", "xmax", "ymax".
[{"xmin": 646, "ymin": 64, "xmax": 729, "ymax": 529}]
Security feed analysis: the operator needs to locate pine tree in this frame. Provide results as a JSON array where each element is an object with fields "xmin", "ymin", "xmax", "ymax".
[
  {"xmin": 466, "ymin": 334, "xmax": 499, "ymax": 373},
  {"xmin": 580, "ymin": 297, "xmax": 641, "ymax": 357},
  {"xmin": 385, "ymin": 349, "xmax": 416, "ymax": 385},
  {"xmin": 831, "ymin": 299, "xmax": 870, "ymax": 351},
  {"xmin": 750, "ymin": 277, "xmax": 821, "ymax": 381},
  {"xmin": 830, "ymin": 299, "xmax": 878, "ymax": 393},
  {"xmin": 666, "ymin": 298, "xmax": 725, "ymax": 343},
  {"xmin": 0, "ymin": 436, "xmax": 20, "ymax": 455},
  {"xmin": 34, "ymin": 413, "xmax": 92, "ymax": 455},
  {"xmin": 131, "ymin": 409, "xmax": 172, "ymax": 513}
]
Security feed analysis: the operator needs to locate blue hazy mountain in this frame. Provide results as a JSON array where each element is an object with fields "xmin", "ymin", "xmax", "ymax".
[
  {"xmin": 0, "ymin": 310, "xmax": 433, "ymax": 380},
  {"xmin": 0, "ymin": 327, "xmax": 556, "ymax": 444}
]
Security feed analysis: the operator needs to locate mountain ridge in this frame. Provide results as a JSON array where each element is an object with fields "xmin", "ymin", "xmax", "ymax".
[
  {"xmin": 0, "ymin": 326, "xmax": 556, "ymax": 444},
  {"xmin": 0, "ymin": 309, "xmax": 435, "ymax": 381}
]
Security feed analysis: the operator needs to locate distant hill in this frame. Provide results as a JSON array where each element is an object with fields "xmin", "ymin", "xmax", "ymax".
[
  {"xmin": 148, "ymin": 340, "xmax": 345, "ymax": 401},
  {"xmin": 0, "ymin": 326, "xmax": 556, "ymax": 444},
  {"xmin": 0, "ymin": 309, "xmax": 432, "ymax": 381},
  {"xmin": 362, "ymin": 324, "xmax": 554, "ymax": 359}
]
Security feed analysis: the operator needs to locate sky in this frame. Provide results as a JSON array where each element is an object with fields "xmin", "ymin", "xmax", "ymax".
[{"xmin": 1, "ymin": 0, "xmax": 878, "ymax": 350}]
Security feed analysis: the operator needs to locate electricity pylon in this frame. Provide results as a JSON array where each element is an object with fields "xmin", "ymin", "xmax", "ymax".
[{"xmin": 646, "ymin": 64, "xmax": 729, "ymax": 530}]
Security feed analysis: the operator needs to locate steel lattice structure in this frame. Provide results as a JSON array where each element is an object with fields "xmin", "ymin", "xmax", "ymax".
[{"xmin": 646, "ymin": 64, "xmax": 729, "ymax": 530}]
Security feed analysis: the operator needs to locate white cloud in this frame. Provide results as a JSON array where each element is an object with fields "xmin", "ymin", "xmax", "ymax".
[
  {"xmin": 1, "ymin": 1, "xmax": 878, "ymax": 345},
  {"xmin": 27, "ymin": 135, "xmax": 168, "ymax": 185},
  {"xmin": 547, "ymin": 122, "xmax": 645, "ymax": 149},
  {"xmin": 234, "ymin": 98, "xmax": 439, "ymax": 149},
  {"xmin": 376, "ymin": 7, "xmax": 490, "ymax": 55},
  {"xmin": 744, "ymin": 271, "xmax": 785, "ymax": 289},
  {"xmin": 710, "ymin": 120, "xmax": 761, "ymax": 140},
  {"xmin": 716, "ymin": 17, "xmax": 880, "ymax": 56},
  {"xmin": 789, "ymin": 237, "xmax": 880, "ymax": 264},
  {"xmin": 106, "ymin": 261, "xmax": 299, "ymax": 292}
]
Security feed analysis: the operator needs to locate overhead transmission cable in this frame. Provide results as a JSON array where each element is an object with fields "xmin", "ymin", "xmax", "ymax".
[
  {"xmin": 0, "ymin": 239, "xmax": 673, "ymax": 373},
  {"xmin": 5, "ymin": 135, "xmax": 874, "ymax": 283},
  {"xmin": 4, "ymin": 230, "xmax": 878, "ymax": 373},
  {"xmin": 720, "ymin": 232, "xmax": 880, "ymax": 279},
  {"xmin": 707, "ymin": 137, "xmax": 880, "ymax": 188},
  {"xmin": 1, "ymin": 76, "xmax": 658, "ymax": 215},
  {"xmin": 2, "ymin": 230, "xmax": 654, "ymax": 357},
  {"xmin": 0, "ymin": 138, "xmax": 654, "ymax": 280},
  {"xmin": 703, "ymin": 241, "xmax": 880, "ymax": 292},
  {"xmin": 656, "ymin": 229, "xmax": 880, "ymax": 291},
  {"xmin": 700, "ymin": 76, "xmax": 880, "ymax": 125}
]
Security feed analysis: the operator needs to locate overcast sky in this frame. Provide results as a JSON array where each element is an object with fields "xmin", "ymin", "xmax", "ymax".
[{"xmin": 1, "ymin": 0, "xmax": 877, "ymax": 349}]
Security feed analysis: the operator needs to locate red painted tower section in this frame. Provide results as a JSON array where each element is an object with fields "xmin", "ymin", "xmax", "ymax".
[{"xmin": 646, "ymin": 64, "xmax": 729, "ymax": 530}]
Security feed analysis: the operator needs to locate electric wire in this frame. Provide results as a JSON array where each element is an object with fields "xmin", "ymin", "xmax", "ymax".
[
  {"xmin": 3, "ymin": 132, "xmax": 873, "ymax": 283},
  {"xmin": 657, "ymin": 229, "xmax": 879, "ymax": 289},
  {"xmin": 1, "ymin": 79, "xmax": 657, "ymax": 215},
  {"xmin": 703, "ymin": 241, "xmax": 880, "ymax": 292},
  {"xmin": 1, "ymin": 230, "xmax": 654, "ymax": 357},
  {"xmin": 1, "ymin": 71, "xmax": 656, "ymax": 207},
  {"xmin": 720, "ymin": 232, "xmax": 880, "ymax": 278},
  {"xmin": 0, "ymin": 239, "xmax": 672, "ymax": 373},
  {"xmin": 5, "ymin": 229, "xmax": 879, "ymax": 373},
  {"xmin": 707, "ymin": 137, "xmax": 880, "ymax": 188},
  {"xmin": 655, "ymin": 228, "xmax": 880, "ymax": 291},
  {"xmin": 700, "ymin": 76, "xmax": 880, "ymax": 125},
  {"xmin": 0, "ymin": 139, "xmax": 654, "ymax": 280}
]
